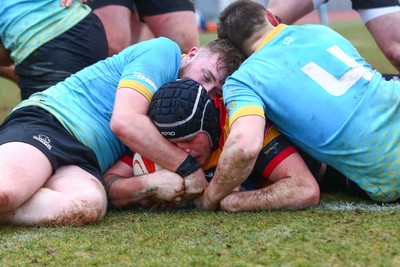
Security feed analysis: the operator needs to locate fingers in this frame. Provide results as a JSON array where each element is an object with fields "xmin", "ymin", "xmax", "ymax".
[
  {"xmin": 60, "ymin": 0, "xmax": 87, "ymax": 7},
  {"xmin": 60, "ymin": 0, "xmax": 73, "ymax": 7},
  {"xmin": 182, "ymin": 172, "xmax": 208, "ymax": 200}
]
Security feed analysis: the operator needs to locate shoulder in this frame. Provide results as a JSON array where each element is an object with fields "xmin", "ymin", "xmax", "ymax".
[
  {"xmin": 121, "ymin": 37, "xmax": 181, "ymax": 58},
  {"xmin": 147, "ymin": 37, "xmax": 180, "ymax": 52}
]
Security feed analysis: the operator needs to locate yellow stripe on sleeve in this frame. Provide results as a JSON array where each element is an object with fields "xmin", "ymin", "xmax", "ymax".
[
  {"xmin": 228, "ymin": 105, "xmax": 265, "ymax": 128},
  {"xmin": 117, "ymin": 80, "xmax": 153, "ymax": 102}
]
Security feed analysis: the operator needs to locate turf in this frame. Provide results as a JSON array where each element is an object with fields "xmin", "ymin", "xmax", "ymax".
[
  {"xmin": 1, "ymin": 21, "xmax": 400, "ymax": 266},
  {"xmin": 1, "ymin": 201, "xmax": 400, "ymax": 266}
]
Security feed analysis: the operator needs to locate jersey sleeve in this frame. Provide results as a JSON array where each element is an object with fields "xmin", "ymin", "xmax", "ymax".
[
  {"xmin": 223, "ymin": 68, "xmax": 266, "ymax": 128},
  {"xmin": 117, "ymin": 37, "xmax": 181, "ymax": 102}
]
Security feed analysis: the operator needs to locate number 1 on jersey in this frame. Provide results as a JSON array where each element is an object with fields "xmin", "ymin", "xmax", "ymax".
[{"xmin": 301, "ymin": 45, "xmax": 373, "ymax": 96}]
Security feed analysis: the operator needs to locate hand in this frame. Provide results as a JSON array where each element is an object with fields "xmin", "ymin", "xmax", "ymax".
[
  {"xmin": 60, "ymin": 0, "xmax": 87, "ymax": 7},
  {"xmin": 182, "ymin": 168, "xmax": 208, "ymax": 201},
  {"xmin": 149, "ymin": 170, "xmax": 185, "ymax": 203}
]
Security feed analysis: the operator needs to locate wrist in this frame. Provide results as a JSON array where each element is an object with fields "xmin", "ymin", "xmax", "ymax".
[
  {"xmin": 175, "ymin": 155, "xmax": 201, "ymax": 178},
  {"xmin": 105, "ymin": 175, "xmax": 122, "ymax": 210},
  {"xmin": 203, "ymin": 186, "xmax": 220, "ymax": 211},
  {"xmin": 105, "ymin": 175, "xmax": 122, "ymax": 196},
  {"xmin": 207, "ymin": 196, "xmax": 220, "ymax": 211}
]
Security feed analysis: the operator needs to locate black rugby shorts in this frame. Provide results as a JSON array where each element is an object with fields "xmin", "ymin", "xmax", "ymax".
[
  {"xmin": 351, "ymin": 0, "xmax": 399, "ymax": 10},
  {"xmin": 0, "ymin": 106, "xmax": 105, "ymax": 186}
]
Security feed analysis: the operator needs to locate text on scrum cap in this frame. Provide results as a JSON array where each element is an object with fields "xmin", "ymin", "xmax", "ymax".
[{"xmin": 149, "ymin": 78, "xmax": 220, "ymax": 150}]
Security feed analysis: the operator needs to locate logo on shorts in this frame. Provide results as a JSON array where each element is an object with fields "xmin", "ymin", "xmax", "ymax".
[{"xmin": 33, "ymin": 134, "xmax": 52, "ymax": 150}]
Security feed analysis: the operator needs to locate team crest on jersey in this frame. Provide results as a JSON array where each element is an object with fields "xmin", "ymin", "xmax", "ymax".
[
  {"xmin": 226, "ymin": 100, "xmax": 236, "ymax": 112},
  {"xmin": 283, "ymin": 37, "xmax": 294, "ymax": 45}
]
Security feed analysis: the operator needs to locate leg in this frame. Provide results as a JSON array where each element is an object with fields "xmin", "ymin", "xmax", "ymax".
[
  {"xmin": 143, "ymin": 11, "xmax": 199, "ymax": 53},
  {"xmin": 0, "ymin": 106, "xmax": 107, "ymax": 226},
  {"xmin": 267, "ymin": 0, "xmax": 315, "ymax": 24},
  {"xmin": 93, "ymin": 5, "xmax": 133, "ymax": 55},
  {"xmin": 363, "ymin": 11, "xmax": 400, "ymax": 72},
  {"xmin": 219, "ymin": 153, "xmax": 320, "ymax": 212},
  {"xmin": 0, "ymin": 142, "xmax": 53, "ymax": 213},
  {"xmin": 135, "ymin": 0, "xmax": 199, "ymax": 53},
  {"xmin": 15, "ymin": 12, "xmax": 108, "ymax": 100},
  {"xmin": 0, "ymin": 165, "xmax": 106, "ymax": 226},
  {"xmin": 130, "ymin": 10, "xmax": 154, "ymax": 44},
  {"xmin": 0, "ymin": 41, "xmax": 19, "ymax": 84},
  {"xmin": 0, "ymin": 65, "xmax": 19, "ymax": 84}
]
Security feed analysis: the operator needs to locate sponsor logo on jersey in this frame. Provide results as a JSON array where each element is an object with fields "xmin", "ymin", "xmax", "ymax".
[{"xmin": 133, "ymin": 72, "xmax": 157, "ymax": 91}]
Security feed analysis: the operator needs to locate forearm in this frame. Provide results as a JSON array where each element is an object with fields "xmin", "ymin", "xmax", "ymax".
[
  {"xmin": 202, "ymin": 153, "xmax": 256, "ymax": 210},
  {"xmin": 202, "ymin": 137, "xmax": 263, "ymax": 209},
  {"xmin": 200, "ymin": 116, "xmax": 266, "ymax": 210},
  {"xmin": 133, "ymin": 120, "xmax": 186, "ymax": 170},
  {"xmin": 111, "ymin": 91, "xmax": 188, "ymax": 171},
  {"xmin": 106, "ymin": 175, "xmax": 155, "ymax": 208},
  {"xmin": 106, "ymin": 169, "xmax": 185, "ymax": 209},
  {"xmin": 113, "ymin": 113, "xmax": 205, "ymax": 194},
  {"xmin": 220, "ymin": 177, "xmax": 320, "ymax": 212}
]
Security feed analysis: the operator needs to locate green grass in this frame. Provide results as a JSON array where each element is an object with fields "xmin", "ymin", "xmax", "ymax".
[
  {"xmin": 1, "ymin": 21, "xmax": 400, "ymax": 266},
  {"xmin": 328, "ymin": 20, "xmax": 397, "ymax": 74},
  {"xmin": 0, "ymin": 77, "xmax": 19, "ymax": 122},
  {"xmin": 1, "ymin": 204, "xmax": 400, "ymax": 266}
]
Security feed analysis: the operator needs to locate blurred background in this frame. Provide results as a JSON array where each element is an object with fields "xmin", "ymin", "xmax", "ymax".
[
  {"xmin": 195, "ymin": 0, "xmax": 353, "ymax": 32},
  {"xmin": 0, "ymin": 0, "xmax": 396, "ymax": 122}
]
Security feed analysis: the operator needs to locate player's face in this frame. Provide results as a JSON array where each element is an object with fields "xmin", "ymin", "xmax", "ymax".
[
  {"xmin": 172, "ymin": 133, "xmax": 212, "ymax": 165},
  {"xmin": 179, "ymin": 49, "xmax": 224, "ymax": 98}
]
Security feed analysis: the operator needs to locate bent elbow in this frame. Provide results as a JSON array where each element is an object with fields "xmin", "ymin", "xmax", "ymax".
[
  {"xmin": 110, "ymin": 115, "xmax": 139, "ymax": 145},
  {"xmin": 232, "ymin": 133, "xmax": 263, "ymax": 162},
  {"xmin": 244, "ymin": 141, "xmax": 263, "ymax": 161},
  {"xmin": 110, "ymin": 116, "xmax": 126, "ymax": 137},
  {"xmin": 301, "ymin": 184, "xmax": 320, "ymax": 208}
]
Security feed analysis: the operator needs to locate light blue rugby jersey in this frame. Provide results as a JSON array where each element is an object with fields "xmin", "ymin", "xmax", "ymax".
[
  {"xmin": 15, "ymin": 37, "xmax": 181, "ymax": 173},
  {"xmin": 0, "ymin": 0, "xmax": 90, "ymax": 64},
  {"xmin": 224, "ymin": 24, "xmax": 400, "ymax": 202}
]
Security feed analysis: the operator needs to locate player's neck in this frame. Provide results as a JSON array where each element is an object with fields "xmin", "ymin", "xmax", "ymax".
[{"xmin": 245, "ymin": 27, "xmax": 273, "ymax": 55}]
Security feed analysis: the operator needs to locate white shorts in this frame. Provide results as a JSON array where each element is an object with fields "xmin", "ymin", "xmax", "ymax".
[{"xmin": 358, "ymin": 6, "xmax": 400, "ymax": 24}]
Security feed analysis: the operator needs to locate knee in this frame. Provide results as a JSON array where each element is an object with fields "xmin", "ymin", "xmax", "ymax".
[
  {"xmin": 0, "ymin": 188, "xmax": 23, "ymax": 212},
  {"xmin": 61, "ymin": 189, "xmax": 107, "ymax": 226},
  {"xmin": 386, "ymin": 49, "xmax": 400, "ymax": 70},
  {"xmin": 73, "ymin": 198, "xmax": 107, "ymax": 226}
]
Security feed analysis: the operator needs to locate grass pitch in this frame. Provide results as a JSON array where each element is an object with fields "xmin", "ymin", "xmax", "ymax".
[{"xmin": 1, "ymin": 21, "xmax": 400, "ymax": 267}]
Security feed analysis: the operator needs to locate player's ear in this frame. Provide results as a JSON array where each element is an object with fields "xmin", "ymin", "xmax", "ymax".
[
  {"xmin": 186, "ymin": 47, "xmax": 199, "ymax": 61},
  {"xmin": 266, "ymin": 9, "xmax": 279, "ymax": 26}
]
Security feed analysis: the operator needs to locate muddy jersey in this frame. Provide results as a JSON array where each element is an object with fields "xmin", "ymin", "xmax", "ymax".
[{"xmin": 223, "ymin": 24, "xmax": 400, "ymax": 202}]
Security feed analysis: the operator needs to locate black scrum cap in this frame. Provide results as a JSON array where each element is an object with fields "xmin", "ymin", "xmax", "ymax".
[{"xmin": 149, "ymin": 78, "xmax": 220, "ymax": 150}]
